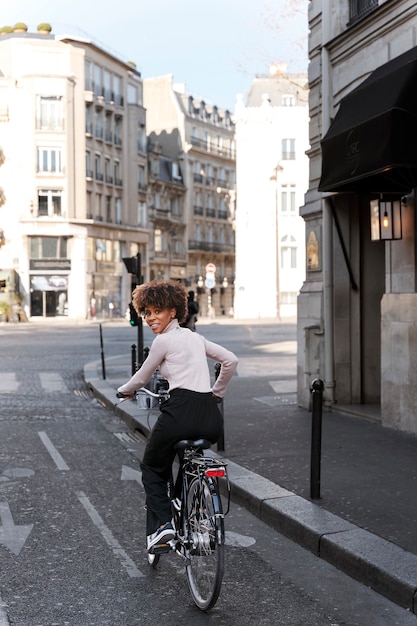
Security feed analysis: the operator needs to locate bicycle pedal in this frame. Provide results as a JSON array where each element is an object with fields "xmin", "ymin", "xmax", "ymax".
[{"xmin": 150, "ymin": 543, "xmax": 171, "ymax": 555}]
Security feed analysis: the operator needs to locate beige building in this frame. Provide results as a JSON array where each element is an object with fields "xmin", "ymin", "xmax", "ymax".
[
  {"xmin": 299, "ymin": 0, "xmax": 417, "ymax": 433},
  {"xmin": 234, "ymin": 66, "xmax": 308, "ymax": 319},
  {"xmin": 0, "ymin": 26, "xmax": 148, "ymax": 319},
  {"xmin": 144, "ymin": 75, "xmax": 236, "ymax": 317}
]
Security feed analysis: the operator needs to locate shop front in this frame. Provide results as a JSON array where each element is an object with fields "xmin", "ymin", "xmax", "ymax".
[
  {"xmin": 300, "ymin": 45, "xmax": 417, "ymax": 433},
  {"xmin": 29, "ymin": 259, "xmax": 70, "ymax": 318}
]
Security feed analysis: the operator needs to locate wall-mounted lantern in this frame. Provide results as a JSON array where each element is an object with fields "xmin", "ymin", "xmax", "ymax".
[{"xmin": 370, "ymin": 196, "xmax": 402, "ymax": 241}]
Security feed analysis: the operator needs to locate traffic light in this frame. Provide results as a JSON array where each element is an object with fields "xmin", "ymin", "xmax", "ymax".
[{"xmin": 129, "ymin": 302, "xmax": 140, "ymax": 327}]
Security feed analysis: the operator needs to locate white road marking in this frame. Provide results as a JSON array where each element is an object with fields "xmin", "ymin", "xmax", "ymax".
[
  {"xmin": 0, "ymin": 373, "xmax": 19, "ymax": 394},
  {"xmin": 39, "ymin": 372, "xmax": 69, "ymax": 392},
  {"xmin": 77, "ymin": 491, "xmax": 144, "ymax": 578},
  {"xmin": 38, "ymin": 432, "xmax": 70, "ymax": 471},
  {"xmin": 121, "ymin": 465, "xmax": 142, "ymax": 485},
  {"xmin": 0, "ymin": 599, "xmax": 9, "ymax": 626},
  {"xmin": 225, "ymin": 530, "xmax": 256, "ymax": 548},
  {"xmin": 0, "ymin": 502, "xmax": 33, "ymax": 556}
]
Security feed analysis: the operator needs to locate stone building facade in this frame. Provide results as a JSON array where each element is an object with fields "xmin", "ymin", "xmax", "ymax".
[{"xmin": 299, "ymin": 0, "xmax": 417, "ymax": 433}]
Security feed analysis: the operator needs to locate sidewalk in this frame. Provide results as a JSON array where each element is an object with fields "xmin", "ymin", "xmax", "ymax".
[{"xmin": 84, "ymin": 350, "xmax": 417, "ymax": 615}]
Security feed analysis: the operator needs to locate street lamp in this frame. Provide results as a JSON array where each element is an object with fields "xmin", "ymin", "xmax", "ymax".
[
  {"xmin": 370, "ymin": 196, "xmax": 402, "ymax": 241},
  {"xmin": 270, "ymin": 164, "xmax": 283, "ymax": 319}
]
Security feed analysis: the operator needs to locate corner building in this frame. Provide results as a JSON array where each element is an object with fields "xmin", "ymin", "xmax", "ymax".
[
  {"xmin": 0, "ymin": 29, "xmax": 148, "ymax": 319},
  {"xmin": 144, "ymin": 75, "xmax": 236, "ymax": 318},
  {"xmin": 299, "ymin": 1, "xmax": 417, "ymax": 433}
]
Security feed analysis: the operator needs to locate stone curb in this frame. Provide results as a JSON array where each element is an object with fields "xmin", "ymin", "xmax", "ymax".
[{"xmin": 84, "ymin": 359, "xmax": 417, "ymax": 613}]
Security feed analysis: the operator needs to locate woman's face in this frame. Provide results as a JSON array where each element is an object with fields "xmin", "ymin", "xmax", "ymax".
[{"xmin": 143, "ymin": 305, "xmax": 176, "ymax": 334}]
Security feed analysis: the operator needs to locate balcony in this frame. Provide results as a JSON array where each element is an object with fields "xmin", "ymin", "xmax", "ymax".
[
  {"xmin": 188, "ymin": 240, "xmax": 234, "ymax": 253},
  {"xmin": 105, "ymin": 175, "xmax": 113, "ymax": 184}
]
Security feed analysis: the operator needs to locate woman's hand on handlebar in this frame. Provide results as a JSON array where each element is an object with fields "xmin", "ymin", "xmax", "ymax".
[{"xmin": 116, "ymin": 390, "xmax": 135, "ymax": 399}]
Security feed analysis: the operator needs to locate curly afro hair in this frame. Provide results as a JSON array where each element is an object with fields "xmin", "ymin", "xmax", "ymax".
[{"xmin": 132, "ymin": 280, "xmax": 188, "ymax": 324}]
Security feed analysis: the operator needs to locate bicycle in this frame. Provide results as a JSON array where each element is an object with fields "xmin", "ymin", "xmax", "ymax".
[{"xmin": 116, "ymin": 386, "xmax": 231, "ymax": 611}]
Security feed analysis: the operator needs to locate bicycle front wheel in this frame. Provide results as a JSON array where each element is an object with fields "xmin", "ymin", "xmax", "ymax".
[{"xmin": 185, "ymin": 476, "xmax": 225, "ymax": 610}]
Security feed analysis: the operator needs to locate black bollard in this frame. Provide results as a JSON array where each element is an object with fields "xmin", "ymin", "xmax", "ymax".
[
  {"xmin": 131, "ymin": 344, "xmax": 137, "ymax": 376},
  {"xmin": 310, "ymin": 378, "xmax": 324, "ymax": 499},
  {"xmin": 99, "ymin": 323, "xmax": 106, "ymax": 380},
  {"xmin": 214, "ymin": 362, "xmax": 225, "ymax": 451}
]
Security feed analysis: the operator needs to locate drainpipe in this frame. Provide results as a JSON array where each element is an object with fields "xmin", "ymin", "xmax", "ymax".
[{"xmin": 321, "ymin": 5, "xmax": 335, "ymax": 407}]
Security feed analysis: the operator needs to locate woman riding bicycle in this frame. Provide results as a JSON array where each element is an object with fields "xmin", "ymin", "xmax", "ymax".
[{"xmin": 117, "ymin": 280, "xmax": 238, "ymax": 553}]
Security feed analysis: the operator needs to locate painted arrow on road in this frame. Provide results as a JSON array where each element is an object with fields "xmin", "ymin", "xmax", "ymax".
[
  {"xmin": 121, "ymin": 465, "xmax": 142, "ymax": 485},
  {"xmin": 0, "ymin": 502, "xmax": 33, "ymax": 556}
]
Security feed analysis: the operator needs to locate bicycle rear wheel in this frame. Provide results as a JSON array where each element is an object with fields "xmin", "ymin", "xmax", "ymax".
[{"xmin": 185, "ymin": 476, "xmax": 225, "ymax": 610}]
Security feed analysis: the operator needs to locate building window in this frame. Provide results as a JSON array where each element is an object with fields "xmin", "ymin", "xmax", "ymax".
[
  {"xmin": 281, "ymin": 235, "xmax": 297, "ymax": 269},
  {"xmin": 171, "ymin": 196, "xmax": 181, "ymax": 216},
  {"xmin": 114, "ymin": 117, "xmax": 122, "ymax": 146},
  {"xmin": 138, "ymin": 165, "xmax": 146, "ymax": 190},
  {"xmin": 348, "ymin": 0, "xmax": 378, "ymax": 25},
  {"xmin": 105, "ymin": 158, "xmax": 112, "ymax": 184},
  {"xmin": 154, "ymin": 228, "xmax": 162, "ymax": 253},
  {"xmin": 85, "ymin": 60, "xmax": 93, "ymax": 91},
  {"xmin": 281, "ymin": 291, "xmax": 298, "ymax": 304},
  {"xmin": 282, "ymin": 94, "xmax": 295, "ymax": 106},
  {"xmin": 127, "ymin": 84, "xmax": 138, "ymax": 105},
  {"xmin": 105, "ymin": 196, "xmax": 112, "ymax": 222},
  {"xmin": 86, "ymin": 151, "xmax": 93, "ymax": 179},
  {"xmin": 282, "ymin": 138, "xmax": 295, "ymax": 160},
  {"xmin": 37, "ymin": 190, "xmax": 62, "ymax": 217},
  {"xmin": 138, "ymin": 201, "xmax": 146, "ymax": 227},
  {"xmin": 37, "ymin": 96, "xmax": 63, "ymax": 131},
  {"xmin": 115, "ymin": 197, "xmax": 122, "ymax": 224},
  {"xmin": 95, "ymin": 194, "xmax": 102, "ymax": 221},
  {"xmin": 105, "ymin": 113, "xmax": 112, "ymax": 142},
  {"xmin": 113, "ymin": 76, "xmax": 123, "ymax": 106},
  {"xmin": 37, "ymin": 147, "xmax": 63, "ymax": 174},
  {"xmin": 30, "ymin": 236, "xmax": 68, "ymax": 258},
  {"xmin": 94, "ymin": 109, "xmax": 103, "ymax": 140},
  {"xmin": 85, "ymin": 105, "xmax": 93, "ymax": 135},
  {"xmin": 103, "ymin": 70, "xmax": 112, "ymax": 101},
  {"xmin": 95, "ymin": 154, "xmax": 103, "ymax": 181},
  {"xmin": 86, "ymin": 191, "xmax": 92, "ymax": 219},
  {"xmin": 137, "ymin": 125, "xmax": 146, "ymax": 153},
  {"xmin": 281, "ymin": 185, "xmax": 296, "ymax": 213},
  {"xmin": 114, "ymin": 161, "xmax": 122, "ymax": 186},
  {"xmin": 93, "ymin": 64, "xmax": 102, "ymax": 97}
]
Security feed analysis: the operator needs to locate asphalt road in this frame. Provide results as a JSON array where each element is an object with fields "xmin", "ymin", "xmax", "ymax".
[{"xmin": 0, "ymin": 320, "xmax": 414, "ymax": 625}]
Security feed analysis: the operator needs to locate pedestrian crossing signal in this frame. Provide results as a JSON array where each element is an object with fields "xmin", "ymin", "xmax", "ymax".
[{"xmin": 129, "ymin": 302, "xmax": 140, "ymax": 326}]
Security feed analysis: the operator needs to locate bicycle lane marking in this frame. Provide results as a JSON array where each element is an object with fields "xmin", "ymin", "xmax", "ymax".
[
  {"xmin": 0, "ymin": 600, "xmax": 9, "ymax": 626},
  {"xmin": 38, "ymin": 431, "xmax": 144, "ymax": 578},
  {"xmin": 77, "ymin": 491, "xmax": 144, "ymax": 578},
  {"xmin": 38, "ymin": 431, "xmax": 70, "ymax": 471}
]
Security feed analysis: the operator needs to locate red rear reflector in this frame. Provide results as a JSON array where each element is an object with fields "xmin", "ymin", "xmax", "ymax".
[{"xmin": 205, "ymin": 468, "xmax": 225, "ymax": 477}]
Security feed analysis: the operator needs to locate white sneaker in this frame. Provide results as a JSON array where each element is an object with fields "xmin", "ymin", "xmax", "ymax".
[{"xmin": 147, "ymin": 522, "xmax": 175, "ymax": 552}]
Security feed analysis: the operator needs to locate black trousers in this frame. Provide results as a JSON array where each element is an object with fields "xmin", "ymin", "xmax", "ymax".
[{"xmin": 140, "ymin": 388, "xmax": 223, "ymax": 535}]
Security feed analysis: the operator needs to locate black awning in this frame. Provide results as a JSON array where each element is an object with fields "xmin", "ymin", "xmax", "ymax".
[{"xmin": 319, "ymin": 46, "xmax": 417, "ymax": 193}]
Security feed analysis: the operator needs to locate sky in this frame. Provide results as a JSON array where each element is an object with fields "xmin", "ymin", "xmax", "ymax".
[{"xmin": 1, "ymin": 0, "xmax": 308, "ymax": 110}]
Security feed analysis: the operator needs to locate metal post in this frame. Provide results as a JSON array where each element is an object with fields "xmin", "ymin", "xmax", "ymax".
[
  {"xmin": 135, "ymin": 252, "xmax": 144, "ymax": 366},
  {"xmin": 310, "ymin": 378, "xmax": 324, "ymax": 499},
  {"xmin": 131, "ymin": 344, "xmax": 137, "ymax": 376},
  {"xmin": 214, "ymin": 362, "xmax": 225, "ymax": 451},
  {"xmin": 99, "ymin": 323, "xmax": 106, "ymax": 380}
]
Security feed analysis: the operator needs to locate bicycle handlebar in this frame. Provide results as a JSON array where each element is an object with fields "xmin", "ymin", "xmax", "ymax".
[{"xmin": 116, "ymin": 387, "xmax": 169, "ymax": 400}]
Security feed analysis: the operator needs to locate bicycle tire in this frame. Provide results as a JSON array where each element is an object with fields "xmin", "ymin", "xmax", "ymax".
[{"xmin": 184, "ymin": 476, "xmax": 225, "ymax": 610}]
